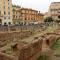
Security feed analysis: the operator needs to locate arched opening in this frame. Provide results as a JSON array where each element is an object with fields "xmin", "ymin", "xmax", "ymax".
[
  {"xmin": 58, "ymin": 15, "xmax": 60, "ymax": 19},
  {"xmin": 4, "ymin": 22, "xmax": 7, "ymax": 26},
  {"xmin": 8, "ymin": 22, "xmax": 11, "ymax": 25},
  {"xmin": 11, "ymin": 44, "xmax": 18, "ymax": 52},
  {"xmin": 46, "ymin": 39, "xmax": 49, "ymax": 45}
]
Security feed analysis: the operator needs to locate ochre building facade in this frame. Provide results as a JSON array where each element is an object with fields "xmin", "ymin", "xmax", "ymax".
[{"xmin": 12, "ymin": 5, "xmax": 44, "ymax": 25}]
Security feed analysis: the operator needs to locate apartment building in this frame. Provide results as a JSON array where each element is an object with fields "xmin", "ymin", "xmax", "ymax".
[
  {"xmin": 20, "ymin": 8, "xmax": 44, "ymax": 23},
  {"xmin": 38, "ymin": 11, "xmax": 44, "ymax": 23},
  {"xmin": 12, "ymin": 5, "xmax": 21, "ymax": 24},
  {"xmin": 0, "ymin": 0, "xmax": 13, "ymax": 25},
  {"xmin": 21, "ymin": 8, "xmax": 38, "ymax": 23},
  {"xmin": 12, "ymin": 5, "xmax": 44, "ymax": 24},
  {"xmin": 48, "ymin": 2, "xmax": 60, "ymax": 21}
]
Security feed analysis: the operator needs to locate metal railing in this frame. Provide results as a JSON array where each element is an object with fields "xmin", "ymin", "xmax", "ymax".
[{"xmin": 0, "ymin": 24, "xmax": 46, "ymax": 32}]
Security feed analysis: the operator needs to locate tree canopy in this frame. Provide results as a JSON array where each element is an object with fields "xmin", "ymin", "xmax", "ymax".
[{"xmin": 44, "ymin": 17, "xmax": 53, "ymax": 22}]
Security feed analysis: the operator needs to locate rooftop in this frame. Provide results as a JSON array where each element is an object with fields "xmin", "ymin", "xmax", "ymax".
[{"xmin": 52, "ymin": 2, "xmax": 60, "ymax": 4}]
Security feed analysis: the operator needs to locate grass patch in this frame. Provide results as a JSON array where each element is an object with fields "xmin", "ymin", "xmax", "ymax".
[
  {"xmin": 55, "ymin": 55, "xmax": 60, "ymax": 57},
  {"xmin": 51, "ymin": 39, "xmax": 60, "ymax": 50},
  {"xmin": 1, "ymin": 43, "xmax": 13, "ymax": 54},
  {"xmin": 37, "ymin": 55, "xmax": 50, "ymax": 60},
  {"xmin": 51, "ymin": 38, "xmax": 60, "ymax": 57}
]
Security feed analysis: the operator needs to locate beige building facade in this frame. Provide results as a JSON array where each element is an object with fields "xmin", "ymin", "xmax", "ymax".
[
  {"xmin": 48, "ymin": 2, "xmax": 60, "ymax": 21},
  {"xmin": 0, "ymin": 0, "xmax": 13, "ymax": 25},
  {"xmin": 12, "ymin": 5, "xmax": 21, "ymax": 24},
  {"xmin": 12, "ymin": 5, "xmax": 44, "ymax": 24}
]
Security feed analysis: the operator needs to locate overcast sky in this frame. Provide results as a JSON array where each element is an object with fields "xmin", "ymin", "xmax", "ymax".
[{"xmin": 12, "ymin": 0, "xmax": 60, "ymax": 13}]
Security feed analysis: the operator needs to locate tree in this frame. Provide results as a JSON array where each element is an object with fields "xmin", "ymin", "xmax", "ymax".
[
  {"xmin": 44, "ymin": 17, "xmax": 53, "ymax": 26},
  {"xmin": 55, "ymin": 19, "xmax": 60, "ymax": 23},
  {"xmin": 44, "ymin": 17, "xmax": 53, "ymax": 23}
]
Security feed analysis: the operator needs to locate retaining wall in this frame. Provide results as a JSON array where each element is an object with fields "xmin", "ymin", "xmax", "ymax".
[
  {"xmin": 0, "ymin": 52, "xmax": 16, "ymax": 60},
  {"xmin": 18, "ymin": 38, "xmax": 43, "ymax": 60},
  {"xmin": 0, "ymin": 31, "xmax": 32, "ymax": 47}
]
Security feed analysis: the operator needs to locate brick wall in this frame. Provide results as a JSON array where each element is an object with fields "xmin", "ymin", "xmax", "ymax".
[
  {"xmin": 0, "ymin": 37, "xmax": 43, "ymax": 60},
  {"xmin": 0, "ymin": 52, "xmax": 16, "ymax": 60},
  {"xmin": 0, "ymin": 31, "xmax": 59, "ymax": 60},
  {"xmin": 0, "ymin": 31, "xmax": 32, "ymax": 47},
  {"xmin": 18, "ymin": 38, "xmax": 43, "ymax": 60}
]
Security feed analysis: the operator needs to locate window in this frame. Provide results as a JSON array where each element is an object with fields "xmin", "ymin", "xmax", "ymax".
[
  {"xmin": 8, "ymin": 22, "xmax": 11, "ymax": 25},
  {"xmin": 8, "ymin": 0, "xmax": 10, "ymax": 5},
  {"xmin": 4, "ymin": 11, "xmax": 6, "ymax": 15},
  {"xmin": 8, "ymin": 0, "xmax": 9, "ymax": 1},
  {"xmin": 16, "ymin": 12, "xmax": 17, "ymax": 14},
  {"xmin": 0, "ymin": 19, "xmax": 2, "ymax": 25},
  {"xmin": 4, "ymin": 22, "xmax": 7, "ymax": 26},
  {"xmin": 4, "ymin": 17, "xmax": 6, "ymax": 19},
  {"xmin": 8, "ymin": 17, "xmax": 10, "ymax": 19},
  {"xmin": 25, "ymin": 18, "xmax": 27, "ymax": 20},
  {"xmin": 58, "ymin": 16, "xmax": 60, "ymax": 19},
  {"xmin": 4, "ymin": 6, "xmax": 5, "ymax": 9},
  {"xmin": 16, "ymin": 16, "xmax": 17, "ymax": 18},
  {"xmin": 8, "ymin": 7, "xmax": 10, "ymax": 10},
  {"xmin": 0, "ymin": 11, "xmax": 1, "ymax": 15},
  {"xmin": 8, "ymin": 12, "xmax": 10, "ymax": 15},
  {"xmin": 13, "ymin": 15, "xmax": 15, "ymax": 18}
]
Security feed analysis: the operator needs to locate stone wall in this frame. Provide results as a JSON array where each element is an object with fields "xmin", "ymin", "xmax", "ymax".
[
  {"xmin": 0, "ymin": 52, "xmax": 16, "ymax": 60},
  {"xmin": 18, "ymin": 33, "xmax": 60, "ymax": 60},
  {"xmin": 0, "ymin": 31, "xmax": 60, "ymax": 60},
  {"xmin": 0, "ymin": 31, "xmax": 32, "ymax": 47},
  {"xmin": 0, "ymin": 37, "xmax": 43, "ymax": 60},
  {"xmin": 46, "ymin": 33, "xmax": 60, "ymax": 46},
  {"xmin": 18, "ymin": 38, "xmax": 43, "ymax": 60}
]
